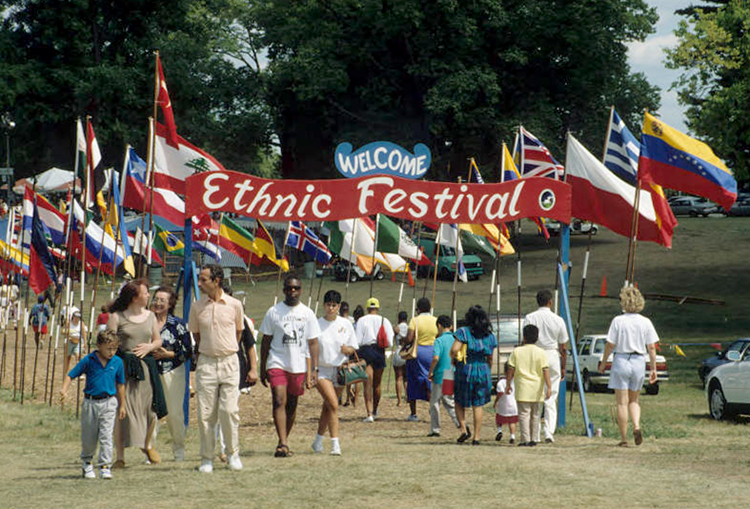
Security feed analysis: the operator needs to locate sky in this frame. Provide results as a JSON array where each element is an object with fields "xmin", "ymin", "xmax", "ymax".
[{"xmin": 627, "ymin": 0, "xmax": 693, "ymax": 132}]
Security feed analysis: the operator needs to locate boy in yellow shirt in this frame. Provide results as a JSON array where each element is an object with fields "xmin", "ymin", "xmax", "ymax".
[{"xmin": 506, "ymin": 324, "xmax": 551, "ymax": 447}]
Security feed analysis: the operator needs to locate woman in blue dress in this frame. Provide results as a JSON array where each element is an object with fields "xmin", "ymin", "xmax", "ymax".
[{"xmin": 450, "ymin": 305, "xmax": 497, "ymax": 445}]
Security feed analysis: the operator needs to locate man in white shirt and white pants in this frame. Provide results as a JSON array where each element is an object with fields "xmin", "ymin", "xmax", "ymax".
[{"xmin": 523, "ymin": 289, "xmax": 568, "ymax": 443}]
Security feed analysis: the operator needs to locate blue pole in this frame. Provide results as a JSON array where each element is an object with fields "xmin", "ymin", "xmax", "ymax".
[
  {"xmin": 557, "ymin": 224, "xmax": 570, "ymax": 427},
  {"xmin": 557, "ymin": 261, "xmax": 594, "ymax": 437}
]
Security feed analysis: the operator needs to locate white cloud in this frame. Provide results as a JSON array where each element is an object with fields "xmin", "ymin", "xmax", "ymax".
[{"xmin": 627, "ymin": 34, "xmax": 678, "ymax": 69}]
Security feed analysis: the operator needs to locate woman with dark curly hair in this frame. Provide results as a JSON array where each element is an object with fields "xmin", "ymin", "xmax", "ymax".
[
  {"xmin": 108, "ymin": 278, "xmax": 165, "ymax": 467},
  {"xmin": 450, "ymin": 305, "xmax": 497, "ymax": 445}
]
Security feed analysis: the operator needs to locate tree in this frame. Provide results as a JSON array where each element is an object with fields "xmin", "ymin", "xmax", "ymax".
[
  {"xmin": 666, "ymin": 0, "xmax": 750, "ymax": 182},
  {"xmin": 255, "ymin": 0, "xmax": 661, "ymax": 180},
  {"xmin": 0, "ymin": 0, "xmax": 275, "ymax": 179}
]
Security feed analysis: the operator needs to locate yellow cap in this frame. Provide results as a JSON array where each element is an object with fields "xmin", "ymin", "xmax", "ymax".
[{"xmin": 366, "ymin": 297, "xmax": 380, "ymax": 309}]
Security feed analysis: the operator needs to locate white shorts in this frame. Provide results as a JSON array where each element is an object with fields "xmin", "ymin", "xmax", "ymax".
[
  {"xmin": 318, "ymin": 365, "xmax": 342, "ymax": 387},
  {"xmin": 608, "ymin": 354, "xmax": 646, "ymax": 391}
]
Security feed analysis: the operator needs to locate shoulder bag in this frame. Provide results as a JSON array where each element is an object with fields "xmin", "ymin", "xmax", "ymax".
[{"xmin": 337, "ymin": 351, "xmax": 368, "ymax": 386}]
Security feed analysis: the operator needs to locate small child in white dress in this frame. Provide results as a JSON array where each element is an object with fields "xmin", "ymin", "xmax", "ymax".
[{"xmin": 493, "ymin": 373, "xmax": 518, "ymax": 443}]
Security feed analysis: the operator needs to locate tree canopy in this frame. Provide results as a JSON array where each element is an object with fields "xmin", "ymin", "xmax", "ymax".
[
  {"xmin": 1, "ymin": 0, "xmax": 661, "ymax": 182},
  {"xmin": 257, "ymin": 0, "xmax": 661, "ymax": 179},
  {"xmin": 666, "ymin": 0, "xmax": 750, "ymax": 182}
]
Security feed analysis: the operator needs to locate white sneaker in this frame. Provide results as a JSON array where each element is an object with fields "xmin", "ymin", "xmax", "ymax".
[
  {"xmin": 312, "ymin": 438, "xmax": 324, "ymax": 453},
  {"xmin": 228, "ymin": 453, "xmax": 243, "ymax": 471},
  {"xmin": 100, "ymin": 466, "xmax": 112, "ymax": 479},
  {"xmin": 198, "ymin": 460, "xmax": 213, "ymax": 473},
  {"xmin": 82, "ymin": 463, "xmax": 95, "ymax": 479},
  {"xmin": 362, "ymin": 415, "xmax": 374, "ymax": 423},
  {"xmin": 330, "ymin": 443, "xmax": 342, "ymax": 456},
  {"xmin": 174, "ymin": 448, "xmax": 185, "ymax": 462},
  {"xmin": 406, "ymin": 414, "xmax": 419, "ymax": 422}
]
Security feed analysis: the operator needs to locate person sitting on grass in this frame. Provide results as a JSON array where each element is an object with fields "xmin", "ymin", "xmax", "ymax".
[
  {"xmin": 60, "ymin": 330, "xmax": 126, "ymax": 480},
  {"xmin": 506, "ymin": 324, "xmax": 551, "ymax": 447}
]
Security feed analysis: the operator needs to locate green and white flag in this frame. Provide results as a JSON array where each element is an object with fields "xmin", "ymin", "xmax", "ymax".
[{"xmin": 375, "ymin": 215, "xmax": 424, "ymax": 263}]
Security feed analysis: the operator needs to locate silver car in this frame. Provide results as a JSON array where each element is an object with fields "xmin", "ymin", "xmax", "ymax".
[{"xmin": 669, "ymin": 196, "xmax": 718, "ymax": 217}]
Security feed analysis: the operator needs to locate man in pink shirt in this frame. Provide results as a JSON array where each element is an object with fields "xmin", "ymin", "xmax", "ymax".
[{"xmin": 189, "ymin": 265, "xmax": 245, "ymax": 473}]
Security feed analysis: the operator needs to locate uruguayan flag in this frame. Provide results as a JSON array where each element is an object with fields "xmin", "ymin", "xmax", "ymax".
[{"xmin": 604, "ymin": 109, "xmax": 640, "ymax": 185}]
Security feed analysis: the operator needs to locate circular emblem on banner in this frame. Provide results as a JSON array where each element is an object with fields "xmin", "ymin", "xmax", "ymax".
[{"xmin": 539, "ymin": 189, "xmax": 556, "ymax": 211}]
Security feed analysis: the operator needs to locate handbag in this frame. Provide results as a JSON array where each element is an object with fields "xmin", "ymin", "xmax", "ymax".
[
  {"xmin": 376, "ymin": 316, "xmax": 389, "ymax": 348},
  {"xmin": 337, "ymin": 352, "xmax": 368, "ymax": 386},
  {"xmin": 399, "ymin": 316, "xmax": 419, "ymax": 360}
]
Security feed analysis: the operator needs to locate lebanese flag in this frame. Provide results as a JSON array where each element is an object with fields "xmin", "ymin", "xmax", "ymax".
[
  {"xmin": 565, "ymin": 134, "xmax": 675, "ymax": 248},
  {"xmin": 122, "ymin": 147, "xmax": 185, "ymax": 228},
  {"xmin": 153, "ymin": 123, "xmax": 226, "ymax": 194},
  {"xmin": 156, "ymin": 55, "xmax": 179, "ymax": 146}
]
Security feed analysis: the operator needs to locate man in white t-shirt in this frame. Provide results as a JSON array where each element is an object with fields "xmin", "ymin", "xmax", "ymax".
[
  {"xmin": 259, "ymin": 276, "xmax": 320, "ymax": 458},
  {"xmin": 523, "ymin": 289, "xmax": 568, "ymax": 443}
]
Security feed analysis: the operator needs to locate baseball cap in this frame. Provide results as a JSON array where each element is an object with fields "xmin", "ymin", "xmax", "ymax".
[{"xmin": 366, "ymin": 297, "xmax": 380, "ymax": 309}]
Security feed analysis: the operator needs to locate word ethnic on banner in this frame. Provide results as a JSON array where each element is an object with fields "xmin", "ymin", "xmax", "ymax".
[
  {"xmin": 185, "ymin": 171, "xmax": 572, "ymax": 224},
  {"xmin": 334, "ymin": 141, "xmax": 431, "ymax": 179}
]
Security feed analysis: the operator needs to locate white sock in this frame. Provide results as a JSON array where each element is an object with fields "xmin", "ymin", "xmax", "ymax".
[
  {"xmin": 510, "ymin": 433, "xmax": 516, "ymax": 439},
  {"xmin": 331, "ymin": 437, "xmax": 340, "ymax": 451},
  {"xmin": 314, "ymin": 434, "xmax": 325, "ymax": 445}
]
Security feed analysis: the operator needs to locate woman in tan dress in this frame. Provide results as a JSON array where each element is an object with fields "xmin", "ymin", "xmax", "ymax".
[{"xmin": 108, "ymin": 279, "xmax": 163, "ymax": 467}]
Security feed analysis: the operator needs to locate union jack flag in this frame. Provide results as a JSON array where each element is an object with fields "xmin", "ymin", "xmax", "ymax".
[
  {"xmin": 518, "ymin": 126, "xmax": 564, "ymax": 180},
  {"xmin": 286, "ymin": 221, "xmax": 332, "ymax": 265}
]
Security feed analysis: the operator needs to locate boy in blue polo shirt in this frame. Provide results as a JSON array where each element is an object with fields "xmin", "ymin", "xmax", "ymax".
[
  {"xmin": 60, "ymin": 330, "xmax": 126, "ymax": 479},
  {"xmin": 426, "ymin": 315, "xmax": 460, "ymax": 436}
]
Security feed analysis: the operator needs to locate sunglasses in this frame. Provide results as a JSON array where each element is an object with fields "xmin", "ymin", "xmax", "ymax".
[{"xmin": 284, "ymin": 285, "xmax": 301, "ymax": 291}]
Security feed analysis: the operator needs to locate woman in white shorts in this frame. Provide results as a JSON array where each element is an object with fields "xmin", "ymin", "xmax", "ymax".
[
  {"xmin": 598, "ymin": 286, "xmax": 659, "ymax": 447},
  {"xmin": 313, "ymin": 290, "xmax": 358, "ymax": 455}
]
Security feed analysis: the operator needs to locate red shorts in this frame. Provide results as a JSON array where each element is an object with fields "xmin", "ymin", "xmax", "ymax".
[
  {"xmin": 33, "ymin": 324, "xmax": 48, "ymax": 334},
  {"xmin": 267, "ymin": 368, "xmax": 306, "ymax": 396}
]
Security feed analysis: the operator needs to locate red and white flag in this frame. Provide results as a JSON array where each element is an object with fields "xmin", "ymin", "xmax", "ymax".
[
  {"xmin": 85, "ymin": 119, "xmax": 103, "ymax": 209},
  {"xmin": 565, "ymin": 134, "xmax": 675, "ymax": 248},
  {"xmin": 156, "ymin": 55, "xmax": 179, "ymax": 146},
  {"xmin": 153, "ymin": 123, "xmax": 226, "ymax": 194},
  {"xmin": 122, "ymin": 147, "xmax": 185, "ymax": 228}
]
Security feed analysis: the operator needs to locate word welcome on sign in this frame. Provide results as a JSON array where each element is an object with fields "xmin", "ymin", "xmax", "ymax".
[
  {"xmin": 334, "ymin": 142, "xmax": 431, "ymax": 179},
  {"xmin": 185, "ymin": 171, "xmax": 571, "ymax": 224}
]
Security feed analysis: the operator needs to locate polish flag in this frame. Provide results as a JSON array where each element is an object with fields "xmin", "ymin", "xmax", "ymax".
[{"xmin": 565, "ymin": 134, "xmax": 675, "ymax": 248}]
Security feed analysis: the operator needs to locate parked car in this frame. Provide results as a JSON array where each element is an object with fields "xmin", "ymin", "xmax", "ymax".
[
  {"xmin": 706, "ymin": 349, "xmax": 750, "ymax": 420},
  {"xmin": 699, "ymin": 338, "xmax": 750, "ymax": 387},
  {"xmin": 564, "ymin": 334, "xmax": 669, "ymax": 395},
  {"xmin": 488, "ymin": 316, "xmax": 523, "ymax": 387},
  {"xmin": 416, "ymin": 237, "xmax": 483, "ymax": 280},
  {"xmin": 723, "ymin": 196, "xmax": 750, "ymax": 217},
  {"xmin": 669, "ymin": 196, "xmax": 718, "ymax": 217},
  {"xmin": 332, "ymin": 259, "xmax": 385, "ymax": 282},
  {"xmin": 546, "ymin": 219, "xmax": 599, "ymax": 236}
]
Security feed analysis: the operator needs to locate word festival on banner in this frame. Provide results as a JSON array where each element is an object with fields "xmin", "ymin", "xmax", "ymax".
[
  {"xmin": 185, "ymin": 171, "xmax": 572, "ymax": 224},
  {"xmin": 334, "ymin": 142, "xmax": 431, "ymax": 179}
]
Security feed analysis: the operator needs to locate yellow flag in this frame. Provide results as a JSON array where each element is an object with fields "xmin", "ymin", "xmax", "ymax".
[{"xmin": 674, "ymin": 344, "xmax": 686, "ymax": 358}]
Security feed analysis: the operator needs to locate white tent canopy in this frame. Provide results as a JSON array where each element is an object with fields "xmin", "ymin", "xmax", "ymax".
[{"xmin": 13, "ymin": 167, "xmax": 81, "ymax": 194}]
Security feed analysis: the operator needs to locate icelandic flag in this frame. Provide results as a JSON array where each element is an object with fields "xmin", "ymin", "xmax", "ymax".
[
  {"xmin": 286, "ymin": 221, "xmax": 332, "ymax": 264},
  {"xmin": 604, "ymin": 109, "xmax": 640, "ymax": 185},
  {"xmin": 28, "ymin": 201, "xmax": 57, "ymax": 294},
  {"xmin": 518, "ymin": 127, "xmax": 565, "ymax": 180}
]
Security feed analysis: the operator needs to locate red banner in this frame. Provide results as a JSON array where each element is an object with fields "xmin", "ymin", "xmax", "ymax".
[{"xmin": 185, "ymin": 171, "xmax": 571, "ymax": 224}]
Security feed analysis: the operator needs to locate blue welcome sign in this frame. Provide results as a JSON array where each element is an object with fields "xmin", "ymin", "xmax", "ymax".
[{"xmin": 334, "ymin": 141, "xmax": 431, "ymax": 179}]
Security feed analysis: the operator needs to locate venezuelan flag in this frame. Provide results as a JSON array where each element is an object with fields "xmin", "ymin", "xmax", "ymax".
[{"xmin": 639, "ymin": 112, "xmax": 737, "ymax": 211}]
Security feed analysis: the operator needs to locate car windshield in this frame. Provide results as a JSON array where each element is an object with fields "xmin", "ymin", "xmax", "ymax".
[
  {"xmin": 725, "ymin": 340, "xmax": 746, "ymax": 354},
  {"xmin": 493, "ymin": 319, "xmax": 521, "ymax": 345},
  {"xmin": 441, "ymin": 246, "xmax": 456, "ymax": 256}
]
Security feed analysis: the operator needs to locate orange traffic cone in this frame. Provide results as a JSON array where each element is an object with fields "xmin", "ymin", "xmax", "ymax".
[
  {"xmin": 407, "ymin": 266, "xmax": 415, "ymax": 287},
  {"xmin": 599, "ymin": 275, "xmax": 607, "ymax": 297},
  {"xmin": 391, "ymin": 271, "xmax": 396, "ymax": 282}
]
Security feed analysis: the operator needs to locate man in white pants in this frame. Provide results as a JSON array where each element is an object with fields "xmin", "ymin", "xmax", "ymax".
[
  {"xmin": 523, "ymin": 289, "xmax": 568, "ymax": 443},
  {"xmin": 189, "ymin": 265, "xmax": 245, "ymax": 473}
]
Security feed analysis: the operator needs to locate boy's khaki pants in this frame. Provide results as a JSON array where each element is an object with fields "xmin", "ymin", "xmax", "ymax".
[{"xmin": 517, "ymin": 401, "xmax": 542, "ymax": 444}]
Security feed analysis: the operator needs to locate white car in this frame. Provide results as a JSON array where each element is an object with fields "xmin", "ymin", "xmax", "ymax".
[
  {"xmin": 565, "ymin": 334, "xmax": 669, "ymax": 395},
  {"xmin": 706, "ymin": 350, "xmax": 750, "ymax": 420}
]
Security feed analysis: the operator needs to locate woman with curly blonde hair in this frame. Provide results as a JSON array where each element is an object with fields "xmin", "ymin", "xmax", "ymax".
[{"xmin": 598, "ymin": 286, "xmax": 659, "ymax": 447}]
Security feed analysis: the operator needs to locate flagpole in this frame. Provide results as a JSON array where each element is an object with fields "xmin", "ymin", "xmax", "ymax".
[
  {"xmin": 88, "ymin": 167, "xmax": 116, "ymax": 352},
  {"xmin": 12, "ymin": 189, "xmax": 30, "ymax": 400},
  {"xmin": 411, "ymin": 223, "xmax": 423, "ymax": 319},
  {"xmin": 246, "ymin": 220, "xmax": 259, "ymax": 285},
  {"xmin": 344, "ymin": 219, "xmax": 357, "ymax": 302},
  {"xmin": 306, "ymin": 223, "xmax": 321, "ymax": 308},
  {"xmin": 43, "ymin": 283, "xmax": 62, "ymax": 404},
  {"xmin": 429, "ymin": 226, "xmax": 441, "ymax": 314},
  {"xmin": 110, "ymin": 146, "xmax": 130, "ymax": 299},
  {"xmin": 0, "ymin": 206, "xmax": 15, "ymax": 387},
  {"xmin": 625, "ymin": 182, "xmax": 641, "ymax": 285},
  {"xmin": 138, "ymin": 119, "xmax": 155, "ymax": 277},
  {"xmin": 450, "ymin": 224, "xmax": 461, "ymax": 329},
  {"xmin": 397, "ymin": 220, "xmax": 418, "ymax": 314},
  {"xmin": 273, "ymin": 222, "xmax": 291, "ymax": 306},
  {"xmin": 20, "ymin": 184, "xmax": 41, "ymax": 403},
  {"xmin": 369, "ymin": 214, "xmax": 380, "ymax": 298}
]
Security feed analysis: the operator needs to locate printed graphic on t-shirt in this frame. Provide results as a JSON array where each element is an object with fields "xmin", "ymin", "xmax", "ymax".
[{"xmin": 281, "ymin": 316, "xmax": 306, "ymax": 347}]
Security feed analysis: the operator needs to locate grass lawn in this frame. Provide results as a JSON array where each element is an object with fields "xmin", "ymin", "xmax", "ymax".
[{"xmin": 0, "ymin": 216, "xmax": 748, "ymax": 508}]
